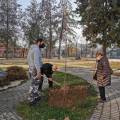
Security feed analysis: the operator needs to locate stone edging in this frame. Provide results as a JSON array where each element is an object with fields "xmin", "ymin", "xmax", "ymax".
[{"xmin": 0, "ymin": 80, "xmax": 26, "ymax": 92}]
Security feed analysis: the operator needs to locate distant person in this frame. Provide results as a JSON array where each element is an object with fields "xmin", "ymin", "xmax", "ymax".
[
  {"xmin": 27, "ymin": 37, "xmax": 45, "ymax": 105},
  {"xmin": 38, "ymin": 63, "xmax": 58, "ymax": 90},
  {"xmin": 94, "ymin": 51, "xmax": 112, "ymax": 102}
]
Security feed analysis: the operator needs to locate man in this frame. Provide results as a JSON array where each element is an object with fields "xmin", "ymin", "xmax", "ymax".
[
  {"xmin": 27, "ymin": 38, "xmax": 45, "ymax": 105},
  {"xmin": 38, "ymin": 63, "xmax": 58, "ymax": 90}
]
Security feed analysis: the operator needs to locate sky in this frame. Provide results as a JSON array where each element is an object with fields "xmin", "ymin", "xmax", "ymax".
[
  {"xmin": 18, "ymin": 0, "xmax": 30, "ymax": 9},
  {"xmin": 18, "ymin": 0, "xmax": 77, "ymax": 9}
]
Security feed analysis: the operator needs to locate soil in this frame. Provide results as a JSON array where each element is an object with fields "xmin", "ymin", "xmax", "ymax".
[{"xmin": 48, "ymin": 85, "xmax": 88, "ymax": 108}]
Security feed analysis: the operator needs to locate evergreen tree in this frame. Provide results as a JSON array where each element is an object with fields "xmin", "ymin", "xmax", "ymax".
[
  {"xmin": 0, "ymin": 0, "xmax": 21, "ymax": 58},
  {"xmin": 22, "ymin": 0, "xmax": 42, "ymax": 46},
  {"xmin": 23, "ymin": 0, "xmax": 77, "ymax": 59},
  {"xmin": 57, "ymin": 0, "xmax": 77, "ymax": 59},
  {"xmin": 76, "ymin": 0, "xmax": 120, "ymax": 55},
  {"xmin": 41, "ymin": 0, "xmax": 58, "ymax": 58}
]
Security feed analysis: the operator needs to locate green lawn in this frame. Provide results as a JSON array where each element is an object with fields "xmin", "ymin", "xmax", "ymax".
[{"xmin": 17, "ymin": 72, "xmax": 97, "ymax": 120}]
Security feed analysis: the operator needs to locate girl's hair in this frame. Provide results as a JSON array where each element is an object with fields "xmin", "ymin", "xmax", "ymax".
[{"xmin": 96, "ymin": 51, "xmax": 104, "ymax": 57}]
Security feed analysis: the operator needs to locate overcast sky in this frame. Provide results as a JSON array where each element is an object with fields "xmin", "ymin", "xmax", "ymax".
[{"xmin": 18, "ymin": 0, "xmax": 77, "ymax": 9}]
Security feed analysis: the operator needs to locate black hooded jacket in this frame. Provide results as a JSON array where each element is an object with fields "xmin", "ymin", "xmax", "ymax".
[{"xmin": 41, "ymin": 63, "xmax": 53, "ymax": 78}]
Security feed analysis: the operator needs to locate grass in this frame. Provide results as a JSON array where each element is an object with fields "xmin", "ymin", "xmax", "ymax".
[
  {"xmin": 53, "ymin": 72, "xmax": 89, "ymax": 86},
  {"xmin": 110, "ymin": 62, "xmax": 120, "ymax": 69},
  {"xmin": 0, "ymin": 58, "xmax": 120, "ymax": 70},
  {"xmin": 17, "ymin": 72, "xmax": 97, "ymax": 120},
  {"xmin": 0, "ymin": 67, "xmax": 3, "ymax": 71}
]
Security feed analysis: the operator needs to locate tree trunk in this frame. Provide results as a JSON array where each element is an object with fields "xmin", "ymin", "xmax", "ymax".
[
  {"xmin": 67, "ymin": 44, "xmax": 69, "ymax": 57},
  {"xmin": 80, "ymin": 44, "xmax": 83, "ymax": 58},
  {"xmin": 45, "ymin": 47, "xmax": 48, "ymax": 58},
  {"xmin": 102, "ymin": 44, "xmax": 107, "ymax": 57},
  {"xmin": 85, "ymin": 42, "xmax": 88, "ymax": 57},
  {"xmin": 48, "ymin": 0, "xmax": 52, "ymax": 59},
  {"xmin": 91, "ymin": 47, "xmax": 94, "ymax": 58},
  {"xmin": 49, "ymin": 24, "xmax": 52, "ymax": 59},
  {"xmin": 58, "ymin": 6, "xmax": 65, "ymax": 59},
  {"xmin": 6, "ymin": 0, "xmax": 9, "ymax": 59},
  {"xmin": 49, "ymin": 30, "xmax": 52, "ymax": 59},
  {"xmin": 5, "ymin": 39, "xmax": 9, "ymax": 59},
  {"xmin": 76, "ymin": 42, "xmax": 78, "ymax": 58},
  {"xmin": 13, "ymin": 39, "xmax": 16, "ymax": 58},
  {"xmin": 58, "ymin": 24, "xmax": 63, "ymax": 59},
  {"xmin": 58, "ymin": 39, "xmax": 62, "ymax": 59}
]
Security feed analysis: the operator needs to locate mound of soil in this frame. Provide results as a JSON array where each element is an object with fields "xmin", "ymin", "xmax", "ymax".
[{"xmin": 48, "ymin": 85, "xmax": 88, "ymax": 108}]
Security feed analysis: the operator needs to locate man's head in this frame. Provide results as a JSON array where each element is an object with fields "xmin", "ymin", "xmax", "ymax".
[{"xmin": 35, "ymin": 38, "xmax": 45, "ymax": 48}]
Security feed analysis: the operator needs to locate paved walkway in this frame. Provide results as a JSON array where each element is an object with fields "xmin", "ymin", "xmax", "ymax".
[
  {"xmin": 0, "ymin": 80, "xmax": 30, "ymax": 120},
  {"xmin": 62, "ymin": 67, "xmax": 120, "ymax": 120},
  {"xmin": 0, "ymin": 67, "xmax": 120, "ymax": 120},
  {"xmin": 0, "ymin": 77, "xmax": 49, "ymax": 120}
]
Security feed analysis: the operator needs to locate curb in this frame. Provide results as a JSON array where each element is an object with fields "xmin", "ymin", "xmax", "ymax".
[{"xmin": 0, "ymin": 80, "xmax": 27, "ymax": 92}]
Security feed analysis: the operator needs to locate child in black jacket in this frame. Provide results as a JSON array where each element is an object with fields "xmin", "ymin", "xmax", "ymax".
[{"xmin": 38, "ymin": 63, "xmax": 58, "ymax": 90}]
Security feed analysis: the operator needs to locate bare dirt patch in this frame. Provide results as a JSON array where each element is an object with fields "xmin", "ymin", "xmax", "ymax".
[{"xmin": 48, "ymin": 85, "xmax": 88, "ymax": 108}]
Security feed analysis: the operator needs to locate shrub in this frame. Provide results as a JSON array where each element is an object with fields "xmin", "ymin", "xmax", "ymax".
[
  {"xmin": 6, "ymin": 66, "xmax": 28, "ymax": 81},
  {"xmin": 0, "ymin": 71, "xmax": 10, "ymax": 87},
  {"xmin": 0, "ymin": 78, "xmax": 10, "ymax": 87}
]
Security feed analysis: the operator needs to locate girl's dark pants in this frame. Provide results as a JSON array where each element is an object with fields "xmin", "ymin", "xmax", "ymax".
[{"xmin": 98, "ymin": 86, "xmax": 106, "ymax": 100}]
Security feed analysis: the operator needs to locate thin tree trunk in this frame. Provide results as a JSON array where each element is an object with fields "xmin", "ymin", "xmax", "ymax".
[
  {"xmin": 58, "ymin": 8, "xmax": 65, "ymax": 59},
  {"xmin": 49, "ymin": 17, "xmax": 52, "ymax": 59},
  {"xmin": 85, "ymin": 42, "xmax": 88, "ymax": 57},
  {"xmin": 13, "ymin": 38, "xmax": 16, "ymax": 58},
  {"xmin": 6, "ymin": 0, "xmax": 9, "ymax": 59},
  {"xmin": 5, "ymin": 38, "xmax": 9, "ymax": 59},
  {"xmin": 45, "ymin": 47, "xmax": 48, "ymax": 58},
  {"xmin": 48, "ymin": 0, "xmax": 52, "ymax": 59},
  {"xmin": 91, "ymin": 46, "xmax": 94, "ymax": 58},
  {"xmin": 58, "ymin": 38, "xmax": 62, "ymax": 59},
  {"xmin": 58, "ymin": 23, "xmax": 64, "ymax": 59},
  {"xmin": 80, "ymin": 44, "xmax": 82, "ymax": 58},
  {"xmin": 76, "ymin": 41, "xmax": 78, "ymax": 58},
  {"xmin": 67, "ymin": 44, "xmax": 68, "ymax": 57}
]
